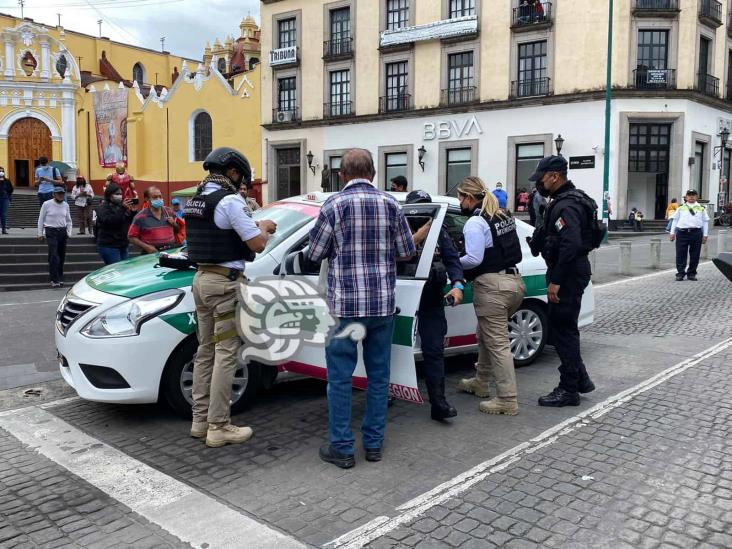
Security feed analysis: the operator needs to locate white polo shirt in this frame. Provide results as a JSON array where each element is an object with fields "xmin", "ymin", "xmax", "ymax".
[{"xmin": 670, "ymin": 203, "xmax": 709, "ymax": 236}]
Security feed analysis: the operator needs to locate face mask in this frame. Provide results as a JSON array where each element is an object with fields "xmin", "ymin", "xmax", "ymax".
[
  {"xmin": 151, "ymin": 199, "xmax": 164, "ymax": 209},
  {"xmin": 54, "ymin": 196, "xmax": 65, "ymax": 203},
  {"xmin": 110, "ymin": 195, "xmax": 123, "ymax": 204},
  {"xmin": 536, "ymin": 180, "xmax": 551, "ymax": 198},
  {"xmin": 0, "ymin": 171, "xmax": 5, "ymax": 177}
]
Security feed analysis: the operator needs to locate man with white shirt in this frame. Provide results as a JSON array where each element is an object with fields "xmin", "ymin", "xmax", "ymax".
[
  {"xmin": 183, "ymin": 147, "xmax": 277, "ymax": 448},
  {"xmin": 37, "ymin": 186, "xmax": 73, "ymax": 288},
  {"xmin": 670, "ymin": 189, "xmax": 709, "ymax": 281}
]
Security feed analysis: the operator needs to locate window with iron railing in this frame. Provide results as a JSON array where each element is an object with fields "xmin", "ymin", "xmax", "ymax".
[
  {"xmin": 449, "ymin": 0, "xmax": 476, "ymax": 18},
  {"xmin": 328, "ymin": 7, "xmax": 351, "ymax": 56},
  {"xmin": 193, "ymin": 112, "xmax": 212, "ymax": 162},
  {"xmin": 278, "ymin": 18, "xmax": 297, "ymax": 49},
  {"xmin": 445, "ymin": 51, "xmax": 475, "ymax": 104},
  {"xmin": 328, "ymin": 70, "xmax": 352, "ymax": 117},
  {"xmin": 516, "ymin": 40, "xmax": 548, "ymax": 97},
  {"xmin": 633, "ymin": 0, "xmax": 678, "ymax": 10},
  {"xmin": 277, "ymin": 77, "xmax": 297, "ymax": 112},
  {"xmin": 383, "ymin": 61, "xmax": 409, "ymax": 111},
  {"xmin": 512, "ymin": 2, "xmax": 551, "ymax": 27},
  {"xmin": 386, "ymin": 0, "xmax": 409, "ymax": 30},
  {"xmin": 699, "ymin": 0, "xmax": 722, "ymax": 23}
]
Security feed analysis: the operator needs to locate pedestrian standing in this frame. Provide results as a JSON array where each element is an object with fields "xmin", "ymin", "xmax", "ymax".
[
  {"xmin": 670, "ymin": 189, "xmax": 709, "ymax": 281},
  {"xmin": 238, "ymin": 182, "xmax": 260, "ymax": 213},
  {"xmin": 184, "ymin": 147, "xmax": 277, "ymax": 448},
  {"xmin": 37, "ymin": 186, "xmax": 72, "ymax": 288},
  {"xmin": 35, "ymin": 157, "xmax": 62, "ymax": 206},
  {"xmin": 71, "ymin": 176, "xmax": 94, "ymax": 235},
  {"xmin": 455, "ymin": 177, "xmax": 526, "ymax": 416},
  {"xmin": 532, "ymin": 187, "xmax": 548, "ymax": 226},
  {"xmin": 492, "ymin": 182, "xmax": 508, "ymax": 209},
  {"xmin": 307, "ymin": 148, "xmax": 415, "ymax": 468},
  {"xmin": 406, "ymin": 190, "xmax": 463, "ymax": 422},
  {"xmin": 96, "ymin": 183, "xmax": 135, "ymax": 265},
  {"xmin": 127, "ymin": 187, "xmax": 181, "ymax": 253},
  {"xmin": 527, "ymin": 156, "xmax": 596, "ymax": 407},
  {"xmin": 390, "ymin": 175, "xmax": 408, "ymax": 193},
  {"xmin": 665, "ymin": 198, "xmax": 679, "ymax": 232},
  {"xmin": 0, "ymin": 167, "xmax": 13, "ymax": 234}
]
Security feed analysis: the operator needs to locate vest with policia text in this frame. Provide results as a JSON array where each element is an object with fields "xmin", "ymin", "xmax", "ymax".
[
  {"xmin": 464, "ymin": 209, "xmax": 523, "ymax": 281},
  {"xmin": 184, "ymin": 188, "xmax": 256, "ymax": 264}
]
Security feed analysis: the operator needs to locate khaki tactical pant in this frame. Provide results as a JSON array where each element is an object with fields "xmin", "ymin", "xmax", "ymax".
[
  {"xmin": 191, "ymin": 271, "xmax": 243, "ymax": 425},
  {"xmin": 472, "ymin": 273, "xmax": 526, "ymax": 398}
]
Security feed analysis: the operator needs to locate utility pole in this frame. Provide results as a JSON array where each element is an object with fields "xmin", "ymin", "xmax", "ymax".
[
  {"xmin": 57, "ymin": 13, "xmax": 62, "ymax": 27},
  {"xmin": 18, "ymin": 0, "xmax": 24, "ymax": 19},
  {"xmin": 602, "ymin": 0, "xmax": 614, "ymax": 243},
  {"xmin": 160, "ymin": 37, "xmax": 166, "ymax": 52},
  {"xmin": 97, "ymin": 20, "xmax": 103, "ymax": 38}
]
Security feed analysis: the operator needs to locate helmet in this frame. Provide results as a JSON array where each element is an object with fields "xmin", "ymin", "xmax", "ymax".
[
  {"xmin": 405, "ymin": 190, "xmax": 432, "ymax": 204},
  {"xmin": 203, "ymin": 147, "xmax": 252, "ymax": 183}
]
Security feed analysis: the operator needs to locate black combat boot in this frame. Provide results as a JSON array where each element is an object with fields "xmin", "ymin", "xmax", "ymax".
[
  {"xmin": 538, "ymin": 387, "xmax": 580, "ymax": 407},
  {"xmin": 426, "ymin": 378, "xmax": 457, "ymax": 421}
]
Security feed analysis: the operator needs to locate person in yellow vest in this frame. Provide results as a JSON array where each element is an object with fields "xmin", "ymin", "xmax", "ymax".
[{"xmin": 669, "ymin": 189, "xmax": 709, "ymax": 281}]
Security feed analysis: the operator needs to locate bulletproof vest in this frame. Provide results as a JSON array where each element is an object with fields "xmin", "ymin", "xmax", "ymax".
[
  {"xmin": 464, "ymin": 210, "xmax": 523, "ymax": 281},
  {"xmin": 184, "ymin": 188, "xmax": 256, "ymax": 264},
  {"xmin": 542, "ymin": 186, "xmax": 597, "ymax": 262}
]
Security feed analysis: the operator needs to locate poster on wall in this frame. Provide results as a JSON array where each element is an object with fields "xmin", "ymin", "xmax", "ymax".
[{"xmin": 93, "ymin": 89, "xmax": 128, "ymax": 167}]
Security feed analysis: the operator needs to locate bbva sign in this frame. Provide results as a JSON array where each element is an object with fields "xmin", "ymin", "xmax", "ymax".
[{"xmin": 423, "ymin": 116, "xmax": 483, "ymax": 141}]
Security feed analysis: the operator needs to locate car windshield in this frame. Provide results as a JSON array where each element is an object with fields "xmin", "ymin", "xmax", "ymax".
[{"xmin": 251, "ymin": 203, "xmax": 318, "ymax": 260}]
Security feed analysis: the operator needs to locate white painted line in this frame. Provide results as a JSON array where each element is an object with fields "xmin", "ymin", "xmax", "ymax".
[
  {"xmin": 0, "ymin": 299, "xmax": 59, "ymax": 307},
  {"xmin": 0, "ymin": 406, "xmax": 305, "ymax": 549},
  {"xmin": 327, "ymin": 336, "xmax": 732, "ymax": 549},
  {"xmin": 39, "ymin": 396, "xmax": 80, "ymax": 409},
  {"xmin": 593, "ymin": 261, "xmax": 712, "ymax": 290}
]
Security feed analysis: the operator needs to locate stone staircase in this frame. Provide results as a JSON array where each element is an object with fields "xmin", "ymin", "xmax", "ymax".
[
  {"xmin": 609, "ymin": 219, "xmax": 669, "ymax": 233},
  {"xmin": 7, "ymin": 192, "xmax": 102, "ymax": 230}
]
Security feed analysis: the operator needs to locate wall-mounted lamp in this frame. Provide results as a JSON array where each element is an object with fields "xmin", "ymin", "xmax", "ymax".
[
  {"xmin": 417, "ymin": 145, "xmax": 427, "ymax": 172},
  {"xmin": 554, "ymin": 134, "xmax": 565, "ymax": 156},
  {"xmin": 306, "ymin": 150, "xmax": 316, "ymax": 175}
]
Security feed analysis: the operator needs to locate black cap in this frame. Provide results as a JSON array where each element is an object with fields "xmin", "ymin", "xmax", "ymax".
[
  {"xmin": 405, "ymin": 190, "xmax": 431, "ymax": 204},
  {"xmin": 685, "ymin": 189, "xmax": 699, "ymax": 196},
  {"xmin": 528, "ymin": 155, "xmax": 568, "ymax": 182},
  {"xmin": 390, "ymin": 175, "xmax": 408, "ymax": 188}
]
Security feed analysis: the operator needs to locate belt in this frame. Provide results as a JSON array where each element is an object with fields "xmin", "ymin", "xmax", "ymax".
[
  {"xmin": 498, "ymin": 267, "xmax": 520, "ymax": 275},
  {"xmin": 197, "ymin": 264, "xmax": 244, "ymax": 281},
  {"xmin": 677, "ymin": 227, "xmax": 702, "ymax": 233}
]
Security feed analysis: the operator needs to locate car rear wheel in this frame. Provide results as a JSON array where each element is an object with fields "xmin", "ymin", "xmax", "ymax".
[
  {"xmin": 161, "ymin": 337, "xmax": 261, "ymax": 419},
  {"xmin": 509, "ymin": 301, "xmax": 547, "ymax": 367}
]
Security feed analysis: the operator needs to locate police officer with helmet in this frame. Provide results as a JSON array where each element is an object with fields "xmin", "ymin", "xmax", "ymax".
[
  {"xmin": 184, "ymin": 147, "xmax": 277, "ymax": 447},
  {"xmin": 527, "ymin": 155, "xmax": 596, "ymax": 407},
  {"xmin": 406, "ymin": 190, "xmax": 464, "ymax": 421}
]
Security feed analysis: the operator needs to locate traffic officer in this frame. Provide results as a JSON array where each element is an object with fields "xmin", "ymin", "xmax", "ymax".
[
  {"xmin": 456, "ymin": 177, "xmax": 526, "ymax": 416},
  {"xmin": 184, "ymin": 147, "xmax": 277, "ymax": 447},
  {"xmin": 669, "ymin": 189, "xmax": 709, "ymax": 281},
  {"xmin": 527, "ymin": 156, "xmax": 595, "ymax": 407},
  {"xmin": 406, "ymin": 190, "xmax": 464, "ymax": 421}
]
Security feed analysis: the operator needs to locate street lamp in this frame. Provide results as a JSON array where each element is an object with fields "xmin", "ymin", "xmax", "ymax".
[
  {"xmin": 417, "ymin": 145, "xmax": 426, "ymax": 171},
  {"xmin": 554, "ymin": 134, "xmax": 565, "ymax": 156},
  {"xmin": 306, "ymin": 150, "xmax": 316, "ymax": 175}
]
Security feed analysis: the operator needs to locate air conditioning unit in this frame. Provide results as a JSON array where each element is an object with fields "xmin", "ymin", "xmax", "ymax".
[{"xmin": 276, "ymin": 110, "xmax": 294, "ymax": 123}]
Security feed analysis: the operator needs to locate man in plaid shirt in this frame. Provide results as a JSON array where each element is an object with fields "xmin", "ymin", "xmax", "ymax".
[{"xmin": 308, "ymin": 148, "xmax": 415, "ymax": 468}]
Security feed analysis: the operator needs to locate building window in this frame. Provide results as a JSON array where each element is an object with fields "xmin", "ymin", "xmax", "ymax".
[
  {"xmin": 278, "ymin": 18, "xmax": 297, "ymax": 48},
  {"xmin": 55, "ymin": 55, "xmax": 68, "ymax": 78},
  {"xmin": 384, "ymin": 152, "xmax": 408, "ymax": 189},
  {"xmin": 329, "ymin": 69, "xmax": 351, "ymax": 116},
  {"xmin": 635, "ymin": 30, "xmax": 670, "ymax": 88},
  {"xmin": 330, "ymin": 7, "xmax": 351, "ymax": 44},
  {"xmin": 217, "ymin": 58, "xmax": 227, "ymax": 73},
  {"xmin": 694, "ymin": 141, "xmax": 705, "ymax": 198},
  {"xmin": 278, "ymin": 77, "xmax": 297, "ymax": 112},
  {"xmin": 516, "ymin": 143, "xmax": 545, "ymax": 194},
  {"xmin": 516, "ymin": 40, "xmax": 548, "ymax": 97},
  {"xmin": 327, "ymin": 156, "xmax": 342, "ymax": 191},
  {"xmin": 383, "ymin": 61, "xmax": 409, "ymax": 111},
  {"xmin": 193, "ymin": 112, "xmax": 212, "ymax": 162},
  {"xmin": 132, "ymin": 63, "xmax": 145, "ymax": 87},
  {"xmin": 449, "ymin": 0, "xmax": 475, "ymax": 18},
  {"xmin": 386, "ymin": 0, "xmax": 410, "ymax": 30},
  {"xmin": 276, "ymin": 148, "xmax": 301, "ymax": 200},
  {"xmin": 446, "ymin": 148, "xmax": 472, "ymax": 197},
  {"xmin": 446, "ymin": 51, "xmax": 475, "ymax": 104},
  {"xmin": 249, "ymin": 57, "xmax": 260, "ymax": 70},
  {"xmin": 628, "ymin": 124, "xmax": 670, "ymax": 173}
]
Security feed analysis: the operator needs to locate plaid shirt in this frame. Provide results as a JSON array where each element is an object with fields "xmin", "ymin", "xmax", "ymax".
[{"xmin": 307, "ymin": 179, "xmax": 416, "ymax": 318}]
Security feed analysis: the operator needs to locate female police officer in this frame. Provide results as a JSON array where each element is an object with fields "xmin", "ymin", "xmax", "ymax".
[{"xmin": 455, "ymin": 177, "xmax": 526, "ymax": 416}]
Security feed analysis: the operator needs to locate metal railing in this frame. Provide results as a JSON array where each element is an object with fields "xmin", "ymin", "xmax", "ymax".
[
  {"xmin": 379, "ymin": 94, "xmax": 412, "ymax": 113},
  {"xmin": 511, "ymin": 77, "xmax": 551, "ymax": 98},
  {"xmin": 699, "ymin": 0, "xmax": 722, "ymax": 24},
  {"xmin": 323, "ymin": 37, "xmax": 353, "ymax": 58},
  {"xmin": 632, "ymin": 68, "xmax": 676, "ymax": 89},
  {"xmin": 633, "ymin": 0, "xmax": 679, "ymax": 10},
  {"xmin": 441, "ymin": 86, "xmax": 477, "ymax": 106},
  {"xmin": 511, "ymin": 2, "xmax": 552, "ymax": 27},
  {"xmin": 324, "ymin": 101, "xmax": 353, "ymax": 118},
  {"xmin": 271, "ymin": 107, "xmax": 300, "ymax": 123},
  {"xmin": 696, "ymin": 73, "xmax": 720, "ymax": 97}
]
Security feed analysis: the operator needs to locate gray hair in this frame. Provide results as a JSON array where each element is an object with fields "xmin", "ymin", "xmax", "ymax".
[{"xmin": 340, "ymin": 148, "xmax": 375, "ymax": 182}]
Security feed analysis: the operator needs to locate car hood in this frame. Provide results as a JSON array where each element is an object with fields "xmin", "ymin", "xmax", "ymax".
[{"xmin": 85, "ymin": 253, "xmax": 195, "ymax": 299}]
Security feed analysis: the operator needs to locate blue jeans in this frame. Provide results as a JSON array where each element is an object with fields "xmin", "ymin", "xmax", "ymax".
[
  {"xmin": 326, "ymin": 315, "xmax": 395, "ymax": 455},
  {"xmin": 97, "ymin": 246, "xmax": 129, "ymax": 265},
  {"xmin": 0, "ymin": 198, "xmax": 9, "ymax": 230},
  {"xmin": 38, "ymin": 192, "xmax": 53, "ymax": 206}
]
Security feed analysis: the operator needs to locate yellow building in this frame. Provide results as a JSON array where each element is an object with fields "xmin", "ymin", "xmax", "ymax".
[{"xmin": 0, "ymin": 13, "xmax": 262, "ymax": 200}]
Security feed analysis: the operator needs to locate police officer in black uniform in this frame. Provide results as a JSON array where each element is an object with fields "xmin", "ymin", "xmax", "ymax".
[
  {"xmin": 527, "ymin": 156, "xmax": 596, "ymax": 407},
  {"xmin": 184, "ymin": 147, "xmax": 277, "ymax": 447},
  {"xmin": 406, "ymin": 190, "xmax": 464, "ymax": 421}
]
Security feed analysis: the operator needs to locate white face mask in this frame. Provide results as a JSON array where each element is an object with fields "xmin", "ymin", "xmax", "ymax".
[{"xmin": 0, "ymin": 171, "xmax": 5, "ymax": 177}]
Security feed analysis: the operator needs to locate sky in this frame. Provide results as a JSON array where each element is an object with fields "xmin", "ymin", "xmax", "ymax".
[{"xmin": 6, "ymin": 0, "xmax": 261, "ymax": 60}]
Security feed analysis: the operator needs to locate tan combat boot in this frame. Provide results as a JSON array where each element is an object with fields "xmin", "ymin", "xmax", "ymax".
[
  {"xmin": 205, "ymin": 423, "xmax": 254, "ymax": 447},
  {"xmin": 479, "ymin": 397, "xmax": 519, "ymax": 416},
  {"xmin": 457, "ymin": 377, "xmax": 491, "ymax": 398},
  {"xmin": 190, "ymin": 421, "xmax": 208, "ymax": 439}
]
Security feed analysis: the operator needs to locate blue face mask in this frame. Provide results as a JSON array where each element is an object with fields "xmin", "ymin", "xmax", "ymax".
[{"xmin": 151, "ymin": 199, "xmax": 164, "ymax": 209}]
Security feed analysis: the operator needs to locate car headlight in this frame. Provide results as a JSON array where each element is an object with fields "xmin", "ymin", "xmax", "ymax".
[{"xmin": 80, "ymin": 289, "xmax": 183, "ymax": 338}]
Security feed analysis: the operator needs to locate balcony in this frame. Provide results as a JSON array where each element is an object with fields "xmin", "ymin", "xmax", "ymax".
[
  {"xmin": 441, "ymin": 86, "xmax": 478, "ymax": 106},
  {"xmin": 379, "ymin": 94, "xmax": 413, "ymax": 114},
  {"xmin": 272, "ymin": 107, "xmax": 300, "ymax": 124},
  {"xmin": 324, "ymin": 101, "xmax": 353, "ymax": 118},
  {"xmin": 699, "ymin": 0, "xmax": 722, "ymax": 28},
  {"xmin": 323, "ymin": 37, "xmax": 353, "ymax": 61},
  {"xmin": 269, "ymin": 46, "xmax": 299, "ymax": 68},
  {"xmin": 632, "ymin": 0, "xmax": 680, "ymax": 17},
  {"xmin": 510, "ymin": 78, "xmax": 552, "ymax": 98},
  {"xmin": 511, "ymin": 2, "xmax": 553, "ymax": 32},
  {"xmin": 696, "ymin": 73, "xmax": 720, "ymax": 97},
  {"xmin": 632, "ymin": 68, "xmax": 676, "ymax": 90}
]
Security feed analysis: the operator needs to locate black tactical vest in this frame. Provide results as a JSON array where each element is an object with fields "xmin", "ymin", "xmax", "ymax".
[
  {"xmin": 464, "ymin": 210, "xmax": 523, "ymax": 281},
  {"xmin": 184, "ymin": 188, "xmax": 256, "ymax": 264}
]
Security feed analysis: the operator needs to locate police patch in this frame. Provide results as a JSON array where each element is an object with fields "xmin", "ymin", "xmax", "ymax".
[{"xmin": 555, "ymin": 217, "xmax": 566, "ymax": 231}]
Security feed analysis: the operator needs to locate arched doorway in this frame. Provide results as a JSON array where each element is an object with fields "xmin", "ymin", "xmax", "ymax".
[{"xmin": 8, "ymin": 118, "xmax": 52, "ymax": 187}]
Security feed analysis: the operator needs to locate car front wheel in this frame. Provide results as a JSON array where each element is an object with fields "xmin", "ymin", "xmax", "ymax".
[{"xmin": 509, "ymin": 300, "xmax": 548, "ymax": 367}]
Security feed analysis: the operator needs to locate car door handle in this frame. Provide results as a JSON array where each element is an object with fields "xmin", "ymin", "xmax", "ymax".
[{"xmin": 395, "ymin": 307, "xmax": 401, "ymax": 314}]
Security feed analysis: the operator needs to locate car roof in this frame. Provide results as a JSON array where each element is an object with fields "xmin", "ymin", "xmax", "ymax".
[{"xmin": 280, "ymin": 191, "xmax": 461, "ymax": 208}]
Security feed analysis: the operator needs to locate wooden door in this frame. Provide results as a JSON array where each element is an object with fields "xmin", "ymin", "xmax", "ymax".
[{"xmin": 8, "ymin": 118, "xmax": 52, "ymax": 187}]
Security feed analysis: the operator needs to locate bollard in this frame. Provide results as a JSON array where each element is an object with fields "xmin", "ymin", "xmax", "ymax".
[
  {"xmin": 650, "ymin": 238, "xmax": 661, "ymax": 270},
  {"xmin": 619, "ymin": 240, "xmax": 632, "ymax": 276},
  {"xmin": 720, "ymin": 230, "xmax": 728, "ymax": 255}
]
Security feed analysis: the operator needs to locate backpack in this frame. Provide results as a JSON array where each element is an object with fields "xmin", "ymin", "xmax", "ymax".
[{"xmin": 554, "ymin": 189, "xmax": 606, "ymax": 250}]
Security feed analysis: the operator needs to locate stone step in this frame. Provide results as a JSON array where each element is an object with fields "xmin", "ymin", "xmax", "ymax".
[
  {"xmin": 0, "ymin": 243, "xmax": 99, "ymax": 254},
  {"xmin": 0, "ymin": 261, "xmax": 103, "ymax": 274},
  {"xmin": 0, "ymin": 252, "xmax": 103, "ymax": 264},
  {"xmin": 0, "ymin": 270, "xmax": 92, "ymax": 288}
]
